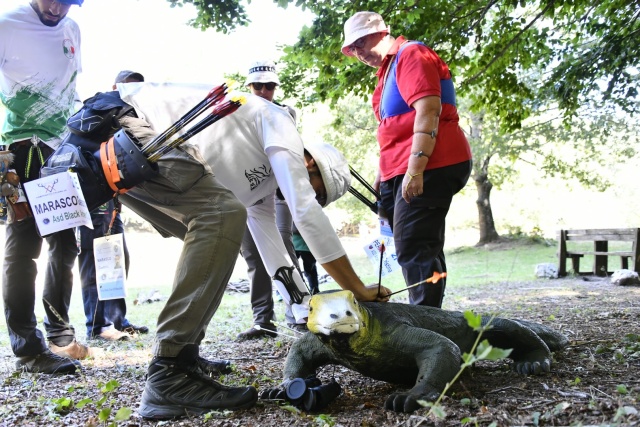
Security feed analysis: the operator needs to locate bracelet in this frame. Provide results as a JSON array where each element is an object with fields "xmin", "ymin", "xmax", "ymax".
[
  {"xmin": 406, "ymin": 171, "xmax": 423, "ymax": 183},
  {"xmin": 404, "ymin": 171, "xmax": 423, "ymax": 193},
  {"xmin": 415, "ymin": 130, "xmax": 437, "ymax": 138}
]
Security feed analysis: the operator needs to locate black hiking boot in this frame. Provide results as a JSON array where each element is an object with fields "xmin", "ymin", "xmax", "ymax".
[
  {"xmin": 138, "ymin": 344, "xmax": 257, "ymax": 419},
  {"xmin": 16, "ymin": 349, "xmax": 81, "ymax": 374},
  {"xmin": 197, "ymin": 356, "xmax": 233, "ymax": 376}
]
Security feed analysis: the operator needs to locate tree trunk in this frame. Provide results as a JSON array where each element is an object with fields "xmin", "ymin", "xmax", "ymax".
[
  {"xmin": 474, "ymin": 166, "xmax": 501, "ymax": 245},
  {"xmin": 467, "ymin": 111, "xmax": 501, "ymax": 245}
]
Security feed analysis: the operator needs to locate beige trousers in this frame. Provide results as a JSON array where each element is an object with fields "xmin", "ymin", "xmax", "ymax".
[{"xmin": 118, "ymin": 116, "xmax": 246, "ymax": 358}]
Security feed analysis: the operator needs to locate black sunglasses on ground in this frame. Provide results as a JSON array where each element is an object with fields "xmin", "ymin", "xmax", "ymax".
[{"xmin": 251, "ymin": 82, "xmax": 277, "ymax": 91}]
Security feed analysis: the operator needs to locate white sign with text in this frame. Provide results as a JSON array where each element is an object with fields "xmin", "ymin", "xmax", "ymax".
[
  {"xmin": 363, "ymin": 235, "xmax": 400, "ymax": 277},
  {"xmin": 94, "ymin": 232, "xmax": 127, "ymax": 300},
  {"xmin": 23, "ymin": 171, "xmax": 92, "ymax": 235}
]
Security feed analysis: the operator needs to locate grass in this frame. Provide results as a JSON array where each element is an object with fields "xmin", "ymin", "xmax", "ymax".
[
  {"xmin": 446, "ymin": 238, "xmax": 558, "ymax": 285},
  {"xmin": 0, "ymin": 231, "xmax": 561, "ymax": 352},
  {"xmin": 345, "ymin": 235, "xmax": 558, "ymax": 293}
]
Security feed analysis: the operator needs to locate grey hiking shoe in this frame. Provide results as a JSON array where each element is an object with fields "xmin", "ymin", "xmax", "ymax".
[
  {"xmin": 286, "ymin": 323, "xmax": 309, "ymax": 333},
  {"xmin": 236, "ymin": 324, "xmax": 277, "ymax": 341},
  {"xmin": 139, "ymin": 347, "xmax": 257, "ymax": 419},
  {"xmin": 16, "ymin": 350, "xmax": 81, "ymax": 374}
]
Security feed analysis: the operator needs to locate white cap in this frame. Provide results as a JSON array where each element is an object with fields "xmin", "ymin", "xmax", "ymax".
[
  {"xmin": 341, "ymin": 11, "xmax": 390, "ymax": 57},
  {"xmin": 246, "ymin": 60, "xmax": 280, "ymax": 86},
  {"xmin": 304, "ymin": 142, "xmax": 351, "ymax": 207},
  {"xmin": 115, "ymin": 70, "xmax": 144, "ymax": 84}
]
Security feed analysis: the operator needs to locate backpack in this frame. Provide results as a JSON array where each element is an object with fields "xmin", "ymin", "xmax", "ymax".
[{"xmin": 66, "ymin": 91, "xmax": 135, "ymax": 145}]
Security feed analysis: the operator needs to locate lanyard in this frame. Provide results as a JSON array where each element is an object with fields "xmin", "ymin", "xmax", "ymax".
[{"xmin": 379, "ymin": 40, "xmax": 410, "ymax": 124}]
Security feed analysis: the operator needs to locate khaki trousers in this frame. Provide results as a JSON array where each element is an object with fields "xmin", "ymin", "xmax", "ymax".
[{"xmin": 119, "ymin": 116, "xmax": 246, "ymax": 357}]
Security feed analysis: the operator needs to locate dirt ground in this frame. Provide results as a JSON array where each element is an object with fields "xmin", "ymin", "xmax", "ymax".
[{"xmin": 0, "ymin": 276, "xmax": 639, "ymax": 427}]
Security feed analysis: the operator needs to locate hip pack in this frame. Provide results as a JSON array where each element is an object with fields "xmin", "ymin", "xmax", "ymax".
[{"xmin": 40, "ymin": 130, "xmax": 159, "ymax": 212}]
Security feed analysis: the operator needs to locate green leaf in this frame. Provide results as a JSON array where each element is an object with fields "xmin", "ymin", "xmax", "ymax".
[
  {"xmin": 75, "ymin": 398, "xmax": 92, "ymax": 409},
  {"xmin": 624, "ymin": 333, "xmax": 640, "ymax": 343},
  {"xmin": 96, "ymin": 395, "xmax": 107, "ymax": 407},
  {"xmin": 98, "ymin": 407, "xmax": 111, "ymax": 422},
  {"xmin": 475, "ymin": 340, "xmax": 493, "ymax": 359},
  {"xmin": 475, "ymin": 339, "xmax": 511, "ymax": 361},
  {"xmin": 552, "ymin": 402, "xmax": 570, "ymax": 415},
  {"xmin": 616, "ymin": 384, "xmax": 628, "ymax": 394},
  {"xmin": 532, "ymin": 411, "xmax": 541, "ymax": 425},
  {"xmin": 101, "ymin": 379, "xmax": 120, "ymax": 393},
  {"xmin": 281, "ymin": 404, "xmax": 301, "ymax": 414},
  {"xmin": 595, "ymin": 344, "xmax": 609, "ymax": 354},
  {"xmin": 114, "ymin": 407, "xmax": 133, "ymax": 421},
  {"xmin": 486, "ymin": 346, "xmax": 512, "ymax": 360},
  {"xmin": 314, "ymin": 413, "xmax": 336, "ymax": 426},
  {"xmin": 429, "ymin": 404, "xmax": 447, "ymax": 419},
  {"xmin": 461, "ymin": 351, "xmax": 477, "ymax": 366},
  {"xmin": 463, "ymin": 310, "xmax": 482, "ymax": 330},
  {"xmin": 51, "ymin": 397, "xmax": 73, "ymax": 412}
]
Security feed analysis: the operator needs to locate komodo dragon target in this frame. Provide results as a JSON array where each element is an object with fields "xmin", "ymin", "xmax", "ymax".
[{"xmin": 262, "ymin": 290, "xmax": 569, "ymax": 413}]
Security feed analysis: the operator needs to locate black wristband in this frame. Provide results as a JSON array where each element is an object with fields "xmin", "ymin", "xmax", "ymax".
[{"xmin": 411, "ymin": 151, "xmax": 430, "ymax": 158}]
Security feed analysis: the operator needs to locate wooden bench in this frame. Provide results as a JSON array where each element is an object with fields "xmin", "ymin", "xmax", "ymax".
[{"xmin": 557, "ymin": 228, "xmax": 640, "ymax": 277}]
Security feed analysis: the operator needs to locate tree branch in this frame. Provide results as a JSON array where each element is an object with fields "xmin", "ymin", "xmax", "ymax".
[{"xmin": 464, "ymin": 0, "xmax": 555, "ymax": 86}]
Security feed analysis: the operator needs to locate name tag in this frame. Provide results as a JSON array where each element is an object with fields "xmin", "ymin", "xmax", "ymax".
[
  {"xmin": 94, "ymin": 232, "xmax": 127, "ymax": 301},
  {"xmin": 24, "ymin": 171, "xmax": 92, "ymax": 235}
]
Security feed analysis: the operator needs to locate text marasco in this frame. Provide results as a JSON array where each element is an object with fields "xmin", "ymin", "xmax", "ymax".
[{"xmin": 33, "ymin": 196, "xmax": 80, "ymax": 214}]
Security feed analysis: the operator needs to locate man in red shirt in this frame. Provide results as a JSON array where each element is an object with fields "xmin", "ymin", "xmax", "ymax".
[{"xmin": 341, "ymin": 11, "xmax": 472, "ymax": 308}]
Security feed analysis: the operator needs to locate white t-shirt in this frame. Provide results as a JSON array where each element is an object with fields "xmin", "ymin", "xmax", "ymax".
[
  {"xmin": 0, "ymin": 4, "xmax": 81, "ymax": 147},
  {"xmin": 119, "ymin": 83, "xmax": 346, "ymax": 272}
]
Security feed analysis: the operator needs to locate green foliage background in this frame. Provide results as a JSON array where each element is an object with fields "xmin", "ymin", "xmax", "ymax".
[
  {"xmin": 167, "ymin": 0, "xmax": 639, "ymax": 128},
  {"xmin": 180, "ymin": 0, "xmax": 640, "ymax": 241}
]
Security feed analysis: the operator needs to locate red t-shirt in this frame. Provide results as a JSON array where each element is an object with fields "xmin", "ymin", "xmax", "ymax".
[{"xmin": 373, "ymin": 36, "xmax": 472, "ymax": 181}]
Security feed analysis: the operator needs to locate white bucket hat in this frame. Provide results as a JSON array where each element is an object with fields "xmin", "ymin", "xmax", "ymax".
[
  {"xmin": 245, "ymin": 60, "xmax": 280, "ymax": 86},
  {"xmin": 341, "ymin": 11, "xmax": 390, "ymax": 57},
  {"xmin": 304, "ymin": 142, "xmax": 351, "ymax": 207}
]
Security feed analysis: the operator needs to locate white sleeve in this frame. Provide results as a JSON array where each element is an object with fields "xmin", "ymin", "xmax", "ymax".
[
  {"xmin": 266, "ymin": 146, "xmax": 346, "ymax": 264},
  {"xmin": 246, "ymin": 195, "xmax": 294, "ymax": 276},
  {"xmin": 75, "ymin": 22, "xmax": 82, "ymax": 74},
  {"xmin": 247, "ymin": 195, "xmax": 310, "ymax": 320}
]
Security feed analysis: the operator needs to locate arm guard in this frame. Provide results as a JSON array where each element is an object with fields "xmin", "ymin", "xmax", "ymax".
[
  {"xmin": 272, "ymin": 265, "xmax": 309, "ymax": 305},
  {"xmin": 273, "ymin": 266, "xmax": 311, "ymax": 322}
]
